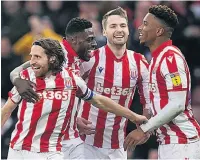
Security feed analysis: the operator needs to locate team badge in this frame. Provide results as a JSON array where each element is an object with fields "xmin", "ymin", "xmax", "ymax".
[
  {"xmin": 130, "ymin": 70, "xmax": 137, "ymax": 80},
  {"xmin": 170, "ymin": 72, "xmax": 181, "ymax": 86},
  {"xmin": 65, "ymin": 77, "xmax": 73, "ymax": 89}
]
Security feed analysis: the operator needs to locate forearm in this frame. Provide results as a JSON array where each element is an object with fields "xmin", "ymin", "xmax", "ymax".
[
  {"xmin": 1, "ymin": 98, "xmax": 17, "ymax": 127},
  {"xmin": 140, "ymin": 91, "xmax": 186, "ymax": 133},
  {"xmin": 89, "ymin": 95, "xmax": 138, "ymax": 121},
  {"xmin": 10, "ymin": 61, "xmax": 30, "ymax": 84}
]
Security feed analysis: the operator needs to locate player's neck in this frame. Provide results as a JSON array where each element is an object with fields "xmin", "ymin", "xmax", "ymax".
[
  {"xmin": 107, "ymin": 43, "xmax": 126, "ymax": 59},
  {"xmin": 149, "ymin": 37, "xmax": 170, "ymax": 53}
]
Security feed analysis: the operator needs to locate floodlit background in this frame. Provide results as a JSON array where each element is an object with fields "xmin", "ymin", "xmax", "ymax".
[{"xmin": 1, "ymin": 1, "xmax": 200, "ymax": 159}]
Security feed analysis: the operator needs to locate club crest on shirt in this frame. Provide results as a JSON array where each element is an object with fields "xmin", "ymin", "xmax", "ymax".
[
  {"xmin": 130, "ymin": 70, "xmax": 137, "ymax": 80},
  {"xmin": 98, "ymin": 66, "xmax": 104, "ymax": 73},
  {"xmin": 65, "ymin": 77, "xmax": 73, "ymax": 89},
  {"xmin": 170, "ymin": 72, "xmax": 182, "ymax": 86}
]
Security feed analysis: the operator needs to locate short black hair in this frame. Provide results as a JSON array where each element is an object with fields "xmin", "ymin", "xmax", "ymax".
[
  {"xmin": 149, "ymin": 5, "xmax": 179, "ymax": 29},
  {"xmin": 33, "ymin": 38, "xmax": 66, "ymax": 74},
  {"xmin": 65, "ymin": 17, "xmax": 92, "ymax": 36}
]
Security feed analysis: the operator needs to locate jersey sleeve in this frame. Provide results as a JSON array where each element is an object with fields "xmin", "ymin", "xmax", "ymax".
[
  {"xmin": 160, "ymin": 51, "xmax": 189, "ymax": 92},
  {"xmin": 8, "ymin": 87, "xmax": 21, "ymax": 104},
  {"xmin": 74, "ymin": 74, "xmax": 95, "ymax": 101},
  {"xmin": 8, "ymin": 68, "xmax": 30, "ymax": 104},
  {"xmin": 136, "ymin": 54, "xmax": 151, "ymax": 109}
]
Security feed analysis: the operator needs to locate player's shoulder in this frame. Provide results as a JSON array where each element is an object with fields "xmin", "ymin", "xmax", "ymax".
[
  {"xmin": 164, "ymin": 45, "xmax": 183, "ymax": 58},
  {"xmin": 127, "ymin": 49, "xmax": 148, "ymax": 63},
  {"xmin": 90, "ymin": 46, "xmax": 105, "ymax": 58},
  {"xmin": 20, "ymin": 67, "xmax": 33, "ymax": 79}
]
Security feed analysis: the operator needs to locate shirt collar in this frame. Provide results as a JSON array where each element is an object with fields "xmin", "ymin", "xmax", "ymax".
[
  {"xmin": 152, "ymin": 40, "xmax": 172, "ymax": 58},
  {"xmin": 62, "ymin": 38, "xmax": 78, "ymax": 57},
  {"xmin": 105, "ymin": 45, "xmax": 127, "ymax": 62}
]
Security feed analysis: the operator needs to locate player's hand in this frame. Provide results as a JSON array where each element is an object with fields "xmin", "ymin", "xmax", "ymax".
[
  {"xmin": 13, "ymin": 78, "xmax": 39, "ymax": 103},
  {"xmin": 123, "ymin": 127, "xmax": 146, "ymax": 151},
  {"xmin": 77, "ymin": 117, "xmax": 95, "ymax": 135},
  {"xmin": 131, "ymin": 114, "xmax": 148, "ymax": 125}
]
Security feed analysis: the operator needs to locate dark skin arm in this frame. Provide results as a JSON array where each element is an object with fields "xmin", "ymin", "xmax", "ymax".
[{"xmin": 10, "ymin": 61, "xmax": 39, "ymax": 103}]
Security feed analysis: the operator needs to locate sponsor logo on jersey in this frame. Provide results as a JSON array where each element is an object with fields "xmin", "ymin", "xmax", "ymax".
[
  {"xmin": 95, "ymin": 82, "xmax": 132, "ymax": 96},
  {"xmin": 98, "ymin": 66, "xmax": 104, "ymax": 73}
]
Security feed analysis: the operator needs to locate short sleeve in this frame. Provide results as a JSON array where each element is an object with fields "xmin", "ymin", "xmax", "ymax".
[{"xmin": 8, "ymin": 87, "xmax": 21, "ymax": 104}]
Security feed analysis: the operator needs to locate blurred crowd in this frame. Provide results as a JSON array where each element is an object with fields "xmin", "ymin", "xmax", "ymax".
[{"xmin": 1, "ymin": 1, "xmax": 200, "ymax": 159}]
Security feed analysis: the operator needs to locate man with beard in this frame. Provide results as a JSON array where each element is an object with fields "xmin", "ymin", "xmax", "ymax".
[
  {"xmin": 77, "ymin": 7, "xmax": 151, "ymax": 159},
  {"xmin": 10, "ymin": 9, "xmax": 151, "ymax": 159},
  {"xmin": 2, "ymin": 38, "xmax": 147, "ymax": 159}
]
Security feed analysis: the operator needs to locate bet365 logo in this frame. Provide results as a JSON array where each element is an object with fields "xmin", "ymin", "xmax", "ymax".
[{"xmin": 37, "ymin": 90, "xmax": 69, "ymax": 100}]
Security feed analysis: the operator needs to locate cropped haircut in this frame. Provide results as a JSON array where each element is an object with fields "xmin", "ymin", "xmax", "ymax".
[
  {"xmin": 33, "ymin": 38, "xmax": 66, "ymax": 74},
  {"xmin": 65, "ymin": 17, "xmax": 92, "ymax": 36},
  {"xmin": 149, "ymin": 5, "xmax": 179, "ymax": 29},
  {"xmin": 102, "ymin": 7, "xmax": 128, "ymax": 29}
]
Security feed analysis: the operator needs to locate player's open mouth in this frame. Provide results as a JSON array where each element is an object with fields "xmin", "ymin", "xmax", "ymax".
[
  {"xmin": 32, "ymin": 66, "xmax": 40, "ymax": 70},
  {"xmin": 139, "ymin": 33, "xmax": 143, "ymax": 39},
  {"xmin": 114, "ymin": 35, "xmax": 124, "ymax": 38}
]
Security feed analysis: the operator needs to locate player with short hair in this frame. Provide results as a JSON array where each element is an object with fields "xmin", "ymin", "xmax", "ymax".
[
  {"xmin": 76, "ymin": 7, "xmax": 151, "ymax": 159},
  {"xmin": 9, "ymin": 17, "xmax": 98, "ymax": 159},
  {"xmin": 124, "ymin": 5, "xmax": 200, "ymax": 159},
  {"xmin": 2, "ymin": 38, "xmax": 147, "ymax": 159}
]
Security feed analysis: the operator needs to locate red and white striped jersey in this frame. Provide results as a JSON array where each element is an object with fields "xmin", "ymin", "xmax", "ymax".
[
  {"xmin": 9, "ymin": 67, "xmax": 94, "ymax": 152},
  {"xmin": 78, "ymin": 45, "xmax": 150, "ymax": 149},
  {"xmin": 61, "ymin": 39, "xmax": 81, "ymax": 140},
  {"xmin": 149, "ymin": 40, "xmax": 200, "ymax": 144}
]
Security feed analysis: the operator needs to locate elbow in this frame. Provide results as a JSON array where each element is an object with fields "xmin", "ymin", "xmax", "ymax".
[{"xmin": 177, "ymin": 100, "xmax": 185, "ymax": 113}]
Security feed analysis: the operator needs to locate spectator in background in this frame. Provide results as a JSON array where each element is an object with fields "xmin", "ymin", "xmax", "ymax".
[
  {"xmin": 13, "ymin": 15, "xmax": 62, "ymax": 62},
  {"xmin": 45, "ymin": 1, "xmax": 79, "ymax": 35},
  {"xmin": 1, "ymin": 1, "xmax": 29, "ymax": 44},
  {"xmin": 1, "ymin": 35, "xmax": 22, "ymax": 99},
  {"xmin": 24, "ymin": 1, "xmax": 44, "ymax": 17}
]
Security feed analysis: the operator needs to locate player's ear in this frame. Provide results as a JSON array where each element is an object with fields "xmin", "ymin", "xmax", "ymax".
[
  {"xmin": 157, "ymin": 27, "xmax": 164, "ymax": 37},
  {"xmin": 103, "ymin": 29, "xmax": 106, "ymax": 36},
  {"xmin": 49, "ymin": 56, "xmax": 56, "ymax": 63}
]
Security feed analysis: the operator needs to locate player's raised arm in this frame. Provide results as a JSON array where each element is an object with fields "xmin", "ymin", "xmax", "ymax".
[
  {"xmin": 74, "ymin": 75, "xmax": 148, "ymax": 124},
  {"xmin": 10, "ymin": 61, "xmax": 39, "ymax": 103}
]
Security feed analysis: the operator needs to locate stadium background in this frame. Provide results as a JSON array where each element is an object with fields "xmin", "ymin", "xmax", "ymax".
[{"xmin": 1, "ymin": 1, "xmax": 200, "ymax": 159}]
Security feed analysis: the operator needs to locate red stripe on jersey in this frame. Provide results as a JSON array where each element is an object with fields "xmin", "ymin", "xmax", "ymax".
[
  {"xmin": 81, "ymin": 49, "xmax": 100, "ymax": 120},
  {"xmin": 10, "ymin": 100, "xmax": 27, "ymax": 148},
  {"xmin": 184, "ymin": 110, "xmax": 200, "ymax": 137},
  {"xmin": 159, "ymin": 126, "xmax": 170, "ymax": 144},
  {"xmin": 165, "ymin": 52, "xmax": 182, "ymax": 90},
  {"xmin": 149, "ymin": 58, "xmax": 157, "ymax": 115},
  {"xmin": 57, "ymin": 70, "xmax": 77, "ymax": 149},
  {"xmin": 73, "ymin": 110, "xmax": 79, "ymax": 138},
  {"xmin": 157, "ymin": 56, "xmax": 168, "ymax": 109},
  {"xmin": 135, "ymin": 53, "xmax": 145, "ymax": 105},
  {"xmin": 168, "ymin": 121, "xmax": 187, "ymax": 143},
  {"xmin": 22, "ymin": 78, "xmax": 46, "ymax": 151},
  {"xmin": 111, "ymin": 52, "xmax": 130, "ymax": 149},
  {"xmin": 11, "ymin": 69, "xmax": 29, "ymax": 149},
  {"xmin": 94, "ymin": 48, "xmax": 114, "ymax": 148},
  {"xmin": 40, "ymin": 73, "xmax": 64, "ymax": 152}
]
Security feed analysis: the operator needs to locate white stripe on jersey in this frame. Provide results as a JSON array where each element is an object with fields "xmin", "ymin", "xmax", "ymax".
[
  {"xmin": 80, "ymin": 45, "xmax": 149, "ymax": 148},
  {"xmin": 150, "ymin": 45, "xmax": 200, "ymax": 144}
]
